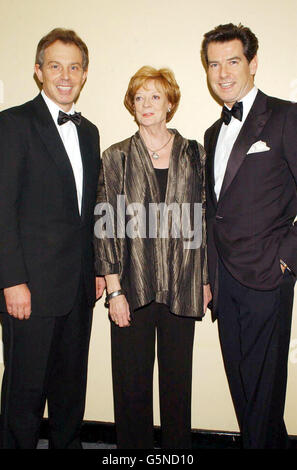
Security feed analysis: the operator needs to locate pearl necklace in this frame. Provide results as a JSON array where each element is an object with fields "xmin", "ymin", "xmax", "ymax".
[{"xmin": 145, "ymin": 133, "xmax": 173, "ymax": 160}]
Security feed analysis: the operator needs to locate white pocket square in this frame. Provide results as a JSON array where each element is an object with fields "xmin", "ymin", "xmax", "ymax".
[{"xmin": 247, "ymin": 140, "xmax": 270, "ymax": 154}]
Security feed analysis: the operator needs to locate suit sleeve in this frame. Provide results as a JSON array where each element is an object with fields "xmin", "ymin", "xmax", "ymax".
[
  {"xmin": 0, "ymin": 112, "xmax": 29, "ymax": 288},
  {"xmin": 278, "ymin": 103, "xmax": 297, "ymax": 274}
]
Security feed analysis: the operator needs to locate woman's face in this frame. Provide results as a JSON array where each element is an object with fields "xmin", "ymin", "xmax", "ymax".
[{"xmin": 133, "ymin": 79, "xmax": 171, "ymax": 128}]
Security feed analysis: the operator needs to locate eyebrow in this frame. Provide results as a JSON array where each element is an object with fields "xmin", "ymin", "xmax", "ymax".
[
  {"xmin": 135, "ymin": 90, "xmax": 161, "ymax": 95},
  {"xmin": 47, "ymin": 60, "xmax": 82, "ymax": 66},
  {"xmin": 209, "ymin": 56, "xmax": 242, "ymax": 64}
]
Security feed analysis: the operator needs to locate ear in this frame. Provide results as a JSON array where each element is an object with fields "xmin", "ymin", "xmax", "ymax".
[
  {"xmin": 34, "ymin": 64, "xmax": 43, "ymax": 83},
  {"xmin": 249, "ymin": 55, "xmax": 258, "ymax": 76},
  {"xmin": 82, "ymin": 69, "xmax": 88, "ymax": 84}
]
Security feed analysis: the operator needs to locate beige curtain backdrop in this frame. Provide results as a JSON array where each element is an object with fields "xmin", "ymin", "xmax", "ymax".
[{"xmin": 0, "ymin": 0, "xmax": 296, "ymax": 434}]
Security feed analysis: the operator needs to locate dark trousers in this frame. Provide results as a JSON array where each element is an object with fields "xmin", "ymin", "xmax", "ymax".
[
  {"xmin": 0, "ymin": 282, "xmax": 93, "ymax": 449},
  {"xmin": 217, "ymin": 259, "xmax": 295, "ymax": 449},
  {"xmin": 111, "ymin": 301, "xmax": 195, "ymax": 449}
]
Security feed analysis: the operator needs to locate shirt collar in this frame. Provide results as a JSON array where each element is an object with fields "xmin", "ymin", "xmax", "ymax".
[{"xmin": 41, "ymin": 90, "xmax": 76, "ymax": 124}]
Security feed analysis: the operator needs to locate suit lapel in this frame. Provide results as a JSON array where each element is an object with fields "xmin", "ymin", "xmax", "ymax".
[
  {"xmin": 77, "ymin": 119, "xmax": 95, "ymax": 221},
  {"xmin": 219, "ymin": 91, "xmax": 272, "ymax": 201},
  {"xmin": 207, "ymin": 119, "xmax": 222, "ymax": 208},
  {"xmin": 31, "ymin": 94, "xmax": 81, "ymax": 220}
]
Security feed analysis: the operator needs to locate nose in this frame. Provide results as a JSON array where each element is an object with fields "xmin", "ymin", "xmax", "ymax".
[
  {"xmin": 60, "ymin": 67, "xmax": 69, "ymax": 80},
  {"xmin": 143, "ymin": 96, "xmax": 150, "ymax": 107},
  {"xmin": 219, "ymin": 63, "xmax": 229, "ymax": 79}
]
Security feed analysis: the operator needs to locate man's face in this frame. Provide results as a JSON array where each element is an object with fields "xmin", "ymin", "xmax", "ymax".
[
  {"xmin": 206, "ymin": 39, "xmax": 257, "ymax": 107},
  {"xmin": 35, "ymin": 40, "xmax": 87, "ymax": 112}
]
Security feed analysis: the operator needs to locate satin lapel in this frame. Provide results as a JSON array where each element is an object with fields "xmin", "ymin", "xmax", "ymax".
[
  {"xmin": 77, "ymin": 118, "xmax": 95, "ymax": 221},
  {"xmin": 219, "ymin": 91, "xmax": 271, "ymax": 201},
  {"xmin": 31, "ymin": 94, "xmax": 80, "ymax": 219},
  {"xmin": 206, "ymin": 120, "xmax": 222, "ymax": 207}
]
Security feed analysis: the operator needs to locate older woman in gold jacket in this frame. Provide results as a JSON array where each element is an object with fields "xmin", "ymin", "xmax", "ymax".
[{"xmin": 94, "ymin": 66, "xmax": 211, "ymax": 449}]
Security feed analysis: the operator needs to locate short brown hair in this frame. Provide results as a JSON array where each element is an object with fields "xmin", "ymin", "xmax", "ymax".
[
  {"xmin": 124, "ymin": 66, "xmax": 181, "ymax": 122},
  {"xmin": 35, "ymin": 28, "xmax": 89, "ymax": 70},
  {"xmin": 202, "ymin": 23, "xmax": 259, "ymax": 65}
]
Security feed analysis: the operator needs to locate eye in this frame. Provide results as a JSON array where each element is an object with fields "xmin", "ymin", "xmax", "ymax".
[
  {"xmin": 209, "ymin": 63, "xmax": 218, "ymax": 69},
  {"xmin": 152, "ymin": 95, "xmax": 160, "ymax": 100},
  {"xmin": 71, "ymin": 65, "xmax": 81, "ymax": 72},
  {"xmin": 50, "ymin": 63, "xmax": 60, "ymax": 70},
  {"xmin": 229, "ymin": 60, "xmax": 239, "ymax": 65},
  {"xmin": 135, "ymin": 96, "xmax": 143, "ymax": 102}
]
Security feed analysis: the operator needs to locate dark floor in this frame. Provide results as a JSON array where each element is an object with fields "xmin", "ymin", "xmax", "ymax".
[
  {"xmin": 37, "ymin": 420, "xmax": 297, "ymax": 450},
  {"xmin": 37, "ymin": 439, "xmax": 116, "ymax": 449}
]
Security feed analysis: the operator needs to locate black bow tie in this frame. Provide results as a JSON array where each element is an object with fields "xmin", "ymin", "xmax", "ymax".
[
  {"xmin": 222, "ymin": 101, "xmax": 243, "ymax": 125},
  {"xmin": 57, "ymin": 110, "xmax": 81, "ymax": 126}
]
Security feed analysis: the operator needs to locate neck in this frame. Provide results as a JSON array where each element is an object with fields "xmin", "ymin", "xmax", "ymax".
[
  {"xmin": 42, "ymin": 90, "xmax": 74, "ymax": 112},
  {"xmin": 139, "ymin": 123, "xmax": 170, "ymax": 146},
  {"xmin": 139, "ymin": 121, "xmax": 168, "ymax": 139},
  {"xmin": 225, "ymin": 83, "xmax": 255, "ymax": 108}
]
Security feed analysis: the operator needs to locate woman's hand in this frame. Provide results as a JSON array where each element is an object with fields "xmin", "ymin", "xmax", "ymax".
[
  {"xmin": 203, "ymin": 284, "xmax": 212, "ymax": 314},
  {"xmin": 105, "ymin": 273, "xmax": 131, "ymax": 327},
  {"xmin": 109, "ymin": 295, "xmax": 131, "ymax": 327}
]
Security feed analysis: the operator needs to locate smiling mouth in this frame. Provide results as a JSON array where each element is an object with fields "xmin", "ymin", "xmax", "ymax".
[
  {"xmin": 219, "ymin": 82, "xmax": 234, "ymax": 89},
  {"xmin": 57, "ymin": 85, "xmax": 73, "ymax": 92},
  {"xmin": 143, "ymin": 113, "xmax": 154, "ymax": 117}
]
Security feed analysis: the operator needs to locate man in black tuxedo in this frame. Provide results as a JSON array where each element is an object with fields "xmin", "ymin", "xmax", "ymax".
[
  {"xmin": 202, "ymin": 23, "xmax": 297, "ymax": 448},
  {"xmin": 0, "ymin": 28, "xmax": 105, "ymax": 448}
]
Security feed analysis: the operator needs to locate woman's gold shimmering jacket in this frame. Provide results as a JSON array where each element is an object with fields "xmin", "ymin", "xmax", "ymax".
[{"xmin": 94, "ymin": 129, "xmax": 208, "ymax": 318}]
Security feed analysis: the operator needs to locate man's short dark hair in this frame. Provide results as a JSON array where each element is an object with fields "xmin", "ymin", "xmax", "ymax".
[
  {"xmin": 35, "ymin": 28, "xmax": 89, "ymax": 70},
  {"xmin": 202, "ymin": 23, "xmax": 259, "ymax": 65}
]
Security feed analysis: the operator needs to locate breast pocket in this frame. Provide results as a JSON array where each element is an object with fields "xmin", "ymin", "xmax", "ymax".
[{"xmin": 245, "ymin": 150, "xmax": 271, "ymax": 159}]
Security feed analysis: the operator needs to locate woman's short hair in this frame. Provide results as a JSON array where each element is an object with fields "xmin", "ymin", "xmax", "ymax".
[
  {"xmin": 202, "ymin": 23, "xmax": 259, "ymax": 65},
  {"xmin": 35, "ymin": 28, "xmax": 89, "ymax": 71},
  {"xmin": 124, "ymin": 66, "xmax": 181, "ymax": 122}
]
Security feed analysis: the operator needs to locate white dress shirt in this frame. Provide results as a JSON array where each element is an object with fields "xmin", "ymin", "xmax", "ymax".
[
  {"xmin": 214, "ymin": 86, "xmax": 258, "ymax": 200},
  {"xmin": 41, "ymin": 90, "xmax": 83, "ymax": 214}
]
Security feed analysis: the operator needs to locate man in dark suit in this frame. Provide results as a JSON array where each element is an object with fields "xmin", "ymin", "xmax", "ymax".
[
  {"xmin": 202, "ymin": 23, "xmax": 297, "ymax": 448},
  {"xmin": 0, "ymin": 28, "xmax": 105, "ymax": 448}
]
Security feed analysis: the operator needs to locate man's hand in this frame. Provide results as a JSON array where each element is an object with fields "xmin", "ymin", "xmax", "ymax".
[
  {"xmin": 4, "ymin": 284, "xmax": 31, "ymax": 320},
  {"xmin": 280, "ymin": 260, "xmax": 288, "ymax": 274},
  {"xmin": 203, "ymin": 284, "xmax": 212, "ymax": 314},
  {"xmin": 96, "ymin": 276, "xmax": 106, "ymax": 300}
]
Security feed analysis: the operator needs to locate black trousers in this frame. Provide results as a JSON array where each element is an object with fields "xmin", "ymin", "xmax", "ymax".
[
  {"xmin": 111, "ymin": 301, "xmax": 195, "ymax": 449},
  {"xmin": 217, "ymin": 259, "xmax": 295, "ymax": 449},
  {"xmin": 0, "ymin": 282, "xmax": 93, "ymax": 449}
]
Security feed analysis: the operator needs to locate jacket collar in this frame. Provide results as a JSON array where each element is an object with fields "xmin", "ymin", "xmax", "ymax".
[
  {"xmin": 208, "ymin": 90, "xmax": 271, "ymax": 204},
  {"xmin": 31, "ymin": 94, "xmax": 91, "ymax": 221},
  {"xmin": 132, "ymin": 128, "xmax": 186, "ymax": 204},
  {"xmin": 219, "ymin": 90, "xmax": 271, "ymax": 201}
]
